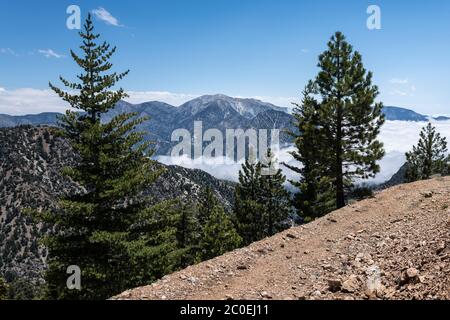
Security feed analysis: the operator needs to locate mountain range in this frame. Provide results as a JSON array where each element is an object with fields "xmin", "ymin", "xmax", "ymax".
[{"xmin": 1, "ymin": 95, "xmax": 446, "ymax": 156}]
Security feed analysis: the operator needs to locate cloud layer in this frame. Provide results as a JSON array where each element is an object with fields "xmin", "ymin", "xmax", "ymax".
[
  {"xmin": 0, "ymin": 88, "xmax": 71, "ymax": 115},
  {"xmin": 158, "ymin": 120, "xmax": 450, "ymax": 185}
]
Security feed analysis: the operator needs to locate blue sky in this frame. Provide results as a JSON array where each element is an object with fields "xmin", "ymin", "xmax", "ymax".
[{"xmin": 0, "ymin": 0, "xmax": 449, "ymax": 115}]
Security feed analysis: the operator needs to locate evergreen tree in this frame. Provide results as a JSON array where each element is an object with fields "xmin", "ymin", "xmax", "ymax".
[
  {"xmin": 35, "ymin": 14, "xmax": 175, "ymax": 300},
  {"xmin": 234, "ymin": 158, "xmax": 266, "ymax": 245},
  {"xmin": 284, "ymin": 84, "xmax": 336, "ymax": 221},
  {"xmin": 405, "ymin": 123, "xmax": 448, "ymax": 182},
  {"xmin": 234, "ymin": 150, "xmax": 290, "ymax": 245},
  {"xmin": 307, "ymin": 32, "xmax": 385, "ymax": 209},
  {"xmin": 197, "ymin": 186, "xmax": 219, "ymax": 226},
  {"xmin": 260, "ymin": 149, "xmax": 291, "ymax": 235},
  {"xmin": 198, "ymin": 205, "xmax": 242, "ymax": 261},
  {"xmin": 174, "ymin": 201, "xmax": 201, "ymax": 269}
]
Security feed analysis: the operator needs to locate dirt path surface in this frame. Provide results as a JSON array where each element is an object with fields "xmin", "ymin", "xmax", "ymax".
[{"xmin": 114, "ymin": 178, "xmax": 450, "ymax": 300}]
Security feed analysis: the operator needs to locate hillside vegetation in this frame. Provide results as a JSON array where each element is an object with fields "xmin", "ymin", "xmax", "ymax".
[{"xmin": 0, "ymin": 126, "xmax": 235, "ymax": 298}]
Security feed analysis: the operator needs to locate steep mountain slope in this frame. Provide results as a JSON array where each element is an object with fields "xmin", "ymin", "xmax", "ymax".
[
  {"xmin": 114, "ymin": 178, "xmax": 450, "ymax": 300},
  {"xmin": 0, "ymin": 126, "xmax": 235, "ymax": 289}
]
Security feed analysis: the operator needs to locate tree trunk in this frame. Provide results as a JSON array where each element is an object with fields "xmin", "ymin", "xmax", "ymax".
[{"xmin": 335, "ymin": 109, "xmax": 345, "ymax": 209}]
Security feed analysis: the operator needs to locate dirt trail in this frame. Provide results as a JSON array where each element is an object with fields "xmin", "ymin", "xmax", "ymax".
[{"xmin": 114, "ymin": 178, "xmax": 450, "ymax": 300}]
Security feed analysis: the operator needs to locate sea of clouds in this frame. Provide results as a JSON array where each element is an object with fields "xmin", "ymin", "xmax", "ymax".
[{"xmin": 157, "ymin": 120, "xmax": 450, "ymax": 186}]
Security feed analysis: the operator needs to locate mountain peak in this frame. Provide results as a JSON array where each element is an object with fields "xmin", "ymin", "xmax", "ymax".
[{"xmin": 179, "ymin": 94, "xmax": 287, "ymax": 118}]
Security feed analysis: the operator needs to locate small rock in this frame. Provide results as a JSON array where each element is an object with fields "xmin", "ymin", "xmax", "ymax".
[
  {"xmin": 261, "ymin": 291, "xmax": 272, "ymax": 299},
  {"xmin": 311, "ymin": 290, "xmax": 322, "ymax": 297},
  {"xmin": 237, "ymin": 265, "xmax": 248, "ymax": 270},
  {"xmin": 342, "ymin": 275, "xmax": 360, "ymax": 293},
  {"xmin": 296, "ymin": 294, "xmax": 307, "ymax": 300},
  {"xmin": 436, "ymin": 242, "xmax": 447, "ymax": 255},
  {"xmin": 327, "ymin": 279, "xmax": 342, "ymax": 293},
  {"xmin": 187, "ymin": 276, "xmax": 198, "ymax": 284},
  {"xmin": 422, "ymin": 191, "xmax": 433, "ymax": 198},
  {"xmin": 400, "ymin": 268, "xmax": 420, "ymax": 285},
  {"xmin": 225, "ymin": 294, "xmax": 234, "ymax": 300},
  {"xmin": 322, "ymin": 264, "xmax": 335, "ymax": 271},
  {"xmin": 346, "ymin": 234, "xmax": 356, "ymax": 240},
  {"xmin": 286, "ymin": 233, "xmax": 298, "ymax": 239},
  {"xmin": 406, "ymin": 268, "xmax": 419, "ymax": 279}
]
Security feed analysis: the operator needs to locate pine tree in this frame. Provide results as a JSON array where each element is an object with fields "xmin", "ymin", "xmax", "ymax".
[
  {"xmin": 198, "ymin": 205, "xmax": 242, "ymax": 261},
  {"xmin": 260, "ymin": 149, "xmax": 291, "ymax": 235},
  {"xmin": 284, "ymin": 83, "xmax": 336, "ymax": 221},
  {"xmin": 405, "ymin": 123, "xmax": 448, "ymax": 182},
  {"xmin": 198, "ymin": 186, "xmax": 219, "ymax": 226},
  {"xmin": 234, "ymin": 158, "xmax": 266, "ymax": 245},
  {"xmin": 35, "ymin": 14, "xmax": 175, "ymax": 300},
  {"xmin": 174, "ymin": 201, "xmax": 201, "ymax": 269},
  {"xmin": 234, "ymin": 151, "xmax": 291, "ymax": 245},
  {"xmin": 311, "ymin": 32, "xmax": 385, "ymax": 209}
]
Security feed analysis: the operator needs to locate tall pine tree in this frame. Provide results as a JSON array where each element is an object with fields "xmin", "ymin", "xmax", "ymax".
[
  {"xmin": 405, "ymin": 123, "xmax": 448, "ymax": 182},
  {"xmin": 234, "ymin": 158, "xmax": 266, "ymax": 245},
  {"xmin": 234, "ymin": 150, "xmax": 290, "ymax": 245},
  {"xmin": 36, "ymin": 14, "xmax": 175, "ymax": 299},
  {"xmin": 174, "ymin": 201, "xmax": 201, "ymax": 269},
  {"xmin": 284, "ymin": 83, "xmax": 336, "ymax": 221},
  {"xmin": 292, "ymin": 32, "xmax": 385, "ymax": 209},
  {"xmin": 260, "ymin": 149, "xmax": 291, "ymax": 235}
]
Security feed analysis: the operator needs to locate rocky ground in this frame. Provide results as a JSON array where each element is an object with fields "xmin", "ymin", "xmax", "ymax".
[{"xmin": 114, "ymin": 177, "xmax": 450, "ymax": 300}]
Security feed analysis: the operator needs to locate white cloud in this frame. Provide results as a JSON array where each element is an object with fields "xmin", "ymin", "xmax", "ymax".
[
  {"xmin": 38, "ymin": 49, "xmax": 65, "ymax": 59},
  {"xmin": 157, "ymin": 148, "xmax": 300, "ymax": 183},
  {"xmin": 92, "ymin": 7, "xmax": 122, "ymax": 27},
  {"xmin": 389, "ymin": 78, "xmax": 409, "ymax": 84},
  {"xmin": 389, "ymin": 90, "xmax": 408, "ymax": 97},
  {"xmin": 125, "ymin": 91, "xmax": 199, "ymax": 106},
  {"xmin": 0, "ymin": 48, "xmax": 18, "ymax": 56},
  {"xmin": 0, "ymin": 87, "xmax": 71, "ymax": 115}
]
